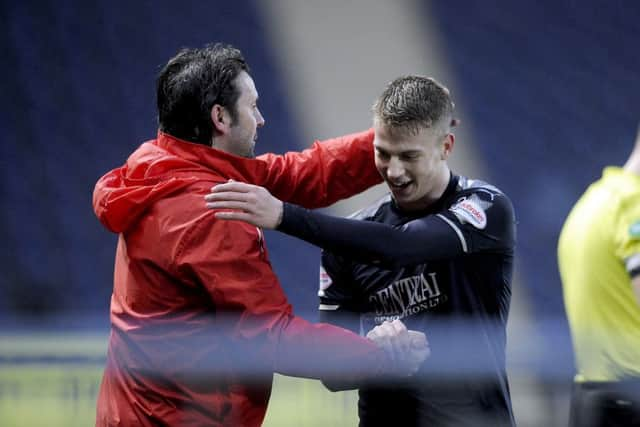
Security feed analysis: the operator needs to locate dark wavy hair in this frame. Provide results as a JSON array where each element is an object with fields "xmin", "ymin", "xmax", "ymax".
[{"xmin": 156, "ymin": 43, "xmax": 249, "ymax": 145}]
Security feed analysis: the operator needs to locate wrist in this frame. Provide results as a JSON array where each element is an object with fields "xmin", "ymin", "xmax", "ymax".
[
  {"xmin": 277, "ymin": 202, "xmax": 295, "ymax": 231},
  {"xmin": 275, "ymin": 200, "xmax": 284, "ymax": 228}
]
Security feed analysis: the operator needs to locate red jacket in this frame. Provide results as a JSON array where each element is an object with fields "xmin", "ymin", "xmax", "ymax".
[{"xmin": 93, "ymin": 130, "xmax": 386, "ymax": 426}]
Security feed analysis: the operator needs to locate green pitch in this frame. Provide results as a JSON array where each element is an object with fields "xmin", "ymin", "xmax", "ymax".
[{"xmin": 0, "ymin": 333, "xmax": 359, "ymax": 426}]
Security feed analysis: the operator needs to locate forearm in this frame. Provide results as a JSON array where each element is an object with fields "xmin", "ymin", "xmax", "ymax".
[
  {"xmin": 273, "ymin": 315, "xmax": 387, "ymax": 383},
  {"xmin": 256, "ymin": 129, "xmax": 381, "ymax": 208},
  {"xmin": 277, "ymin": 203, "xmax": 463, "ymax": 267},
  {"xmin": 317, "ymin": 309, "xmax": 368, "ymax": 391}
]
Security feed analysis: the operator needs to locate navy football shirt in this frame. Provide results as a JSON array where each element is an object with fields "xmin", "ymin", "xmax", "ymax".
[{"xmin": 279, "ymin": 174, "xmax": 517, "ymax": 427}]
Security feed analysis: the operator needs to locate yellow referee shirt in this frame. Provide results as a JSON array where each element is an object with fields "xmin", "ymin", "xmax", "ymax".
[{"xmin": 558, "ymin": 167, "xmax": 640, "ymax": 382}]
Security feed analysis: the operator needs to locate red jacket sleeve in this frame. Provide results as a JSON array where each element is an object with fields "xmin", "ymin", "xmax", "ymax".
[
  {"xmin": 254, "ymin": 129, "xmax": 382, "ymax": 208},
  {"xmin": 174, "ymin": 214, "xmax": 388, "ymax": 381}
]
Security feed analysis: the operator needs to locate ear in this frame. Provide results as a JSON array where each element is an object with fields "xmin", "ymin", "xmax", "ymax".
[
  {"xmin": 442, "ymin": 133, "xmax": 455, "ymax": 160},
  {"xmin": 210, "ymin": 104, "xmax": 231, "ymax": 135}
]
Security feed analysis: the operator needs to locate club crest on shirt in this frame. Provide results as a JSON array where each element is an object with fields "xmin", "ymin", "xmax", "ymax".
[
  {"xmin": 450, "ymin": 194, "xmax": 491, "ymax": 229},
  {"xmin": 318, "ymin": 265, "xmax": 333, "ymax": 297}
]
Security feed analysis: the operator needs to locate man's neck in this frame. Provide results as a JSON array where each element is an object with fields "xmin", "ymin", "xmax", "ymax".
[
  {"xmin": 428, "ymin": 165, "xmax": 452, "ymax": 204},
  {"xmin": 210, "ymin": 135, "xmax": 223, "ymax": 150},
  {"xmin": 398, "ymin": 166, "xmax": 451, "ymax": 212}
]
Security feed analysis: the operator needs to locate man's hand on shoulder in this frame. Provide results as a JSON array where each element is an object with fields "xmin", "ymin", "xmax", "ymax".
[{"xmin": 204, "ymin": 180, "xmax": 284, "ymax": 229}]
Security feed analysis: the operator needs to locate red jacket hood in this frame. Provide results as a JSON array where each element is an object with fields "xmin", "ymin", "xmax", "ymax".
[
  {"xmin": 94, "ymin": 128, "xmax": 381, "ymax": 233},
  {"xmin": 93, "ymin": 132, "xmax": 260, "ymax": 233}
]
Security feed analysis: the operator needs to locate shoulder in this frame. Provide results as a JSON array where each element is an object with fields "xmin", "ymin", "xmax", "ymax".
[
  {"xmin": 605, "ymin": 171, "xmax": 640, "ymax": 215},
  {"xmin": 153, "ymin": 179, "xmax": 225, "ymax": 226},
  {"xmin": 446, "ymin": 175, "xmax": 515, "ymax": 231},
  {"xmin": 454, "ymin": 176, "xmax": 513, "ymax": 211},
  {"xmin": 457, "ymin": 176, "xmax": 509, "ymax": 200},
  {"xmin": 155, "ymin": 181, "xmax": 259, "ymax": 254}
]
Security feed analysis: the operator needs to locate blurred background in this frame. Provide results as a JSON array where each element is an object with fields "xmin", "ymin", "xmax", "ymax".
[{"xmin": 1, "ymin": 0, "xmax": 639, "ymax": 425}]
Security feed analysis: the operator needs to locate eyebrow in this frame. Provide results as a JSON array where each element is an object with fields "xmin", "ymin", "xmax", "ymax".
[{"xmin": 374, "ymin": 146, "xmax": 421, "ymax": 156}]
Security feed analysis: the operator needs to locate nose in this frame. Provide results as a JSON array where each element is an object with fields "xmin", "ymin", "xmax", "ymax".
[
  {"xmin": 256, "ymin": 108, "xmax": 265, "ymax": 128},
  {"xmin": 386, "ymin": 157, "xmax": 405, "ymax": 180}
]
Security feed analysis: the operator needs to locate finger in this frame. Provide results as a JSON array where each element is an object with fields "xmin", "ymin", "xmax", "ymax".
[
  {"xmin": 389, "ymin": 319, "xmax": 410, "ymax": 356},
  {"xmin": 377, "ymin": 321, "xmax": 396, "ymax": 340},
  {"xmin": 205, "ymin": 191, "xmax": 249, "ymax": 202},
  {"xmin": 403, "ymin": 345, "xmax": 430, "ymax": 376},
  {"xmin": 369, "ymin": 321, "xmax": 387, "ymax": 336},
  {"xmin": 366, "ymin": 326, "xmax": 385, "ymax": 340},
  {"xmin": 365, "ymin": 328, "xmax": 376, "ymax": 341},
  {"xmin": 367, "ymin": 325, "xmax": 397, "ymax": 365},
  {"xmin": 411, "ymin": 337, "xmax": 428, "ymax": 350},
  {"xmin": 205, "ymin": 201, "xmax": 248, "ymax": 211},
  {"xmin": 380, "ymin": 336, "xmax": 396, "ymax": 365},
  {"xmin": 408, "ymin": 330, "xmax": 428, "ymax": 349},
  {"xmin": 412, "ymin": 346, "xmax": 431, "ymax": 365},
  {"xmin": 211, "ymin": 181, "xmax": 254, "ymax": 193},
  {"xmin": 390, "ymin": 319, "xmax": 408, "ymax": 334},
  {"xmin": 389, "ymin": 319, "xmax": 409, "ymax": 342},
  {"xmin": 368, "ymin": 322, "xmax": 394, "ymax": 340},
  {"xmin": 373, "ymin": 321, "xmax": 404, "ymax": 367},
  {"xmin": 376, "ymin": 321, "xmax": 401, "ymax": 340},
  {"xmin": 214, "ymin": 211, "xmax": 256, "ymax": 224}
]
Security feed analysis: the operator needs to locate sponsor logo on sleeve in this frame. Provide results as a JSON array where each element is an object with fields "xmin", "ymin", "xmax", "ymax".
[{"xmin": 449, "ymin": 194, "xmax": 490, "ymax": 229}]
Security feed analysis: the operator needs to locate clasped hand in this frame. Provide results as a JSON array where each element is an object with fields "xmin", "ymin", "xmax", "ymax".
[
  {"xmin": 366, "ymin": 319, "xmax": 430, "ymax": 377},
  {"xmin": 204, "ymin": 180, "xmax": 283, "ymax": 229}
]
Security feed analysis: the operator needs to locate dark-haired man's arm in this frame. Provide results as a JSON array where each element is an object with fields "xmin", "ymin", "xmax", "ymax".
[{"xmin": 253, "ymin": 129, "xmax": 381, "ymax": 208}]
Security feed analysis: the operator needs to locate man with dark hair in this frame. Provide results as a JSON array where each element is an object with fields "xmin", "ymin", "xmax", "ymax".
[
  {"xmin": 558, "ymin": 125, "xmax": 640, "ymax": 427},
  {"xmin": 156, "ymin": 44, "xmax": 252, "ymax": 150},
  {"xmin": 206, "ymin": 75, "xmax": 517, "ymax": 426},
  {"xmin": 93, "ymin": 45, "xmax": 428, "ymax": 427}
]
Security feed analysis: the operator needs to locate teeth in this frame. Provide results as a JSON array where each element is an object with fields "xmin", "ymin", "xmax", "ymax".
[{"xmin": 391, "ymin": 182, "xmax": 410, "ymax": 188}]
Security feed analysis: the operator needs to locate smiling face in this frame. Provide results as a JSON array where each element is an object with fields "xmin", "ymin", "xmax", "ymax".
[
  {"xmin": 371, "ymin": 75, "xmax": 457, "ymax": 211},
  {"xmin": 374, "ymin": 122, "xmax": 453, "ymax": 211}
]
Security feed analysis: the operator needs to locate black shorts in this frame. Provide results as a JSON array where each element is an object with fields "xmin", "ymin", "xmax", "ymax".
[{"xmin": 569, "ymin": 380, "xmax": 640, "ymax": 427}]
